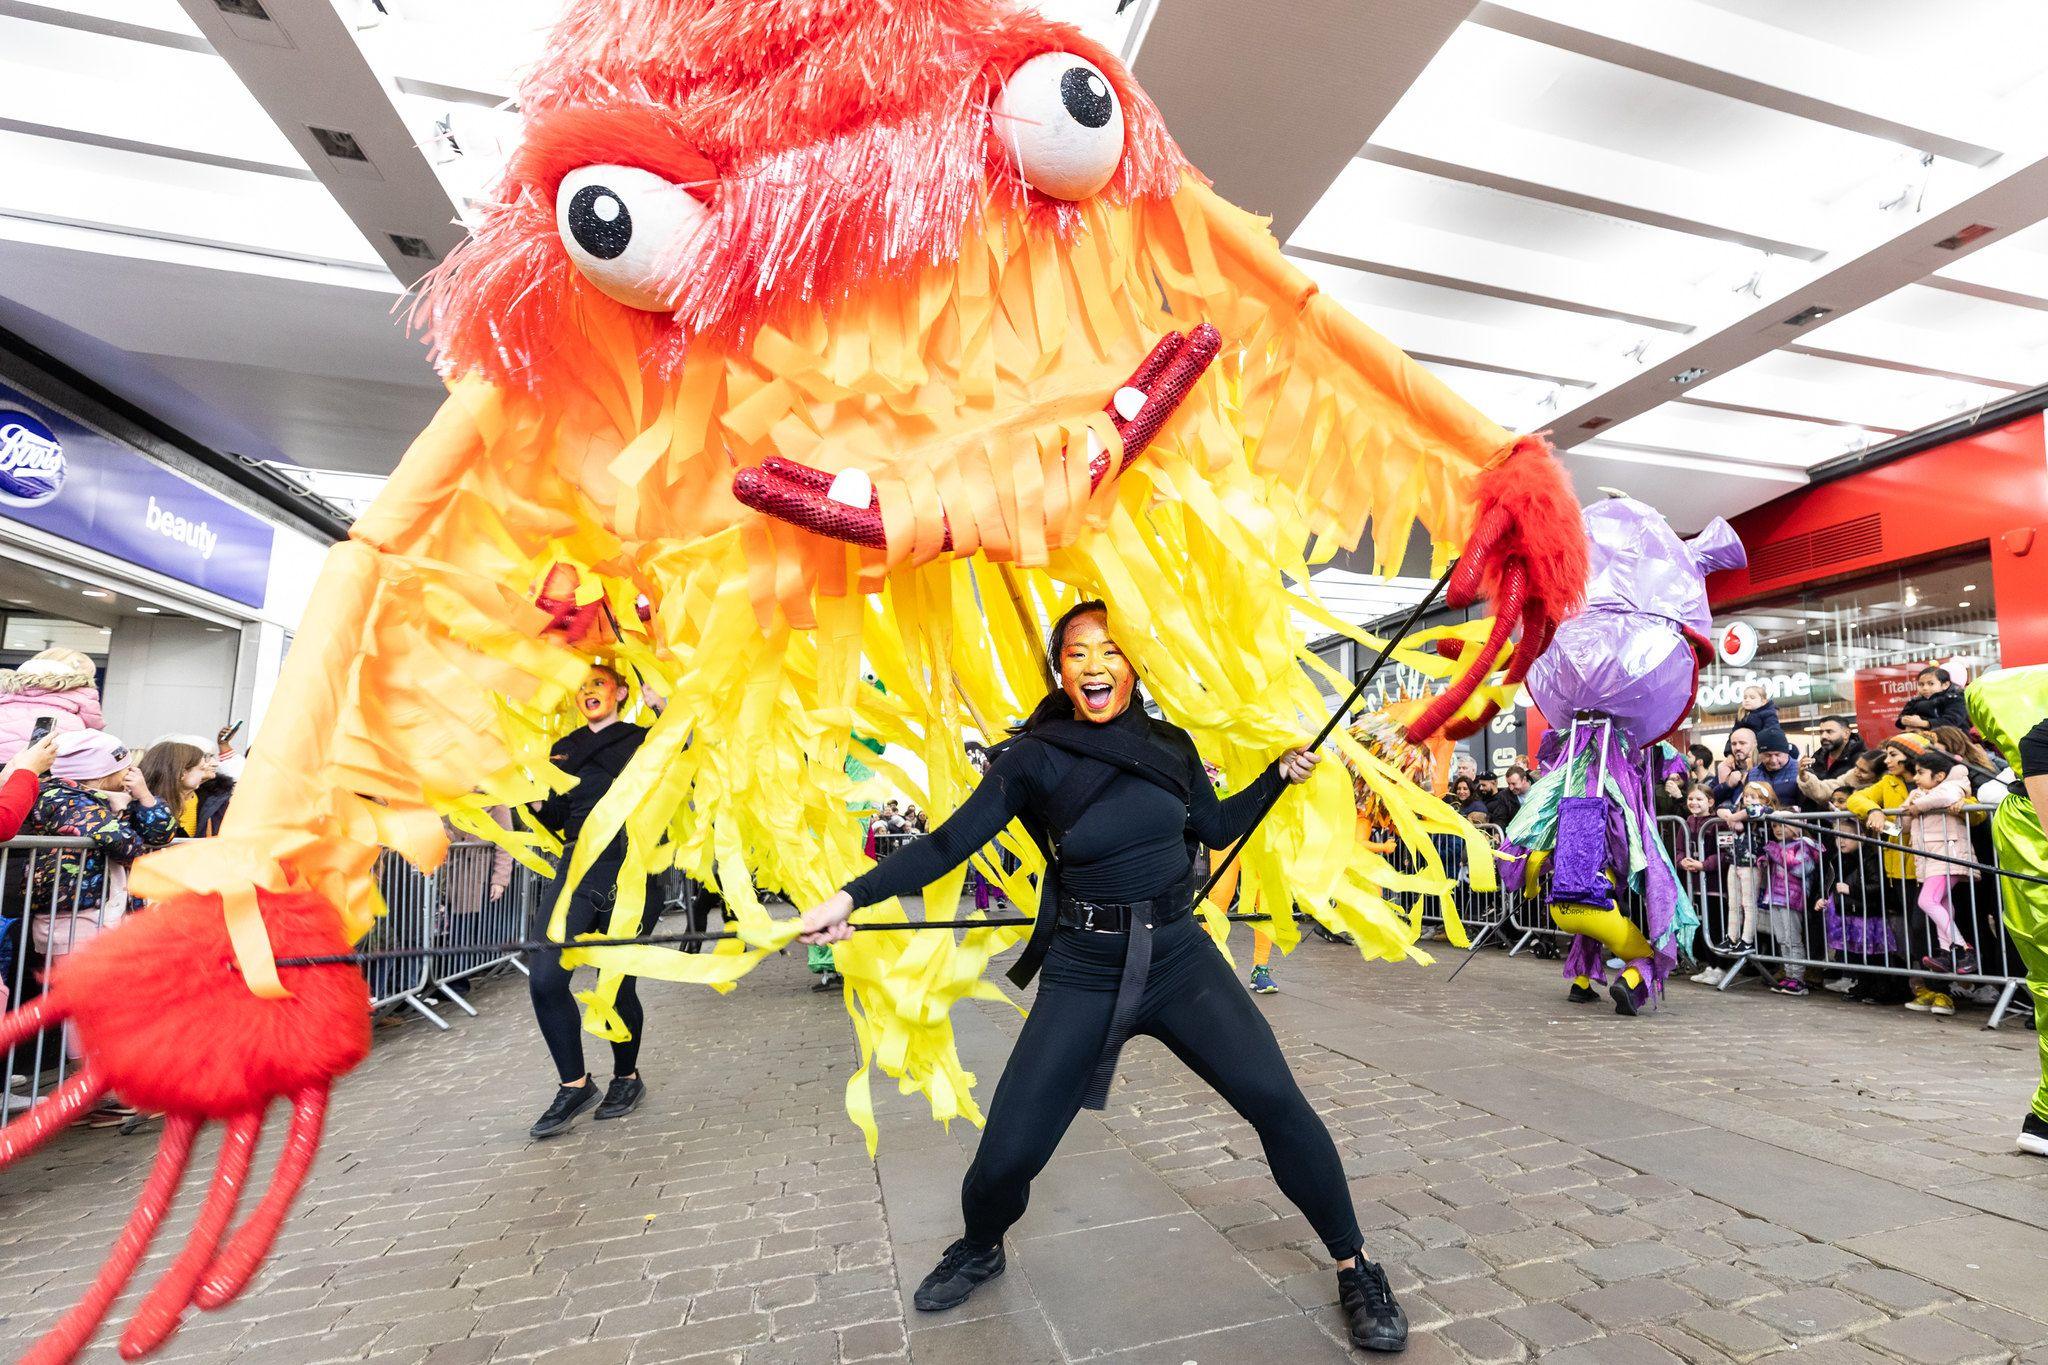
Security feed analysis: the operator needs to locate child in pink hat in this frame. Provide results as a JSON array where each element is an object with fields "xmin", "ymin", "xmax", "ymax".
[{"xmin": 22, "ymin": 729, "xmax": 176, "ymax": 1080}]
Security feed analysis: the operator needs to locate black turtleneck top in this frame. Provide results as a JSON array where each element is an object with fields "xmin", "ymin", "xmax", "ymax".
[{"xmin": 842, "ymin": 708, "xmax": 1287, "ymax": 909}]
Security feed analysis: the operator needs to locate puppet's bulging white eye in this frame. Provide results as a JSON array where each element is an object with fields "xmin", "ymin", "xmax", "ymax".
[
  {"xmin": 554, "ymin": 164, "xmax": 707, "ymax": 311},
  {"xmin": 995, "ymin": 53, "xmax": 1125, "ymax": 201}
]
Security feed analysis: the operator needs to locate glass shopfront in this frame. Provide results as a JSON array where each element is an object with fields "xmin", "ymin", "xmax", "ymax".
[{"xmin": 1693, "ymin": 551, "xmax": 1999, "ymax": 752}]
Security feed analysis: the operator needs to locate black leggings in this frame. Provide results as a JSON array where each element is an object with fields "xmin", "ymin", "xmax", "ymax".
[
  {"xmin": 528, "ymin": 867, "xmax": 644, "ymax": 1084},
  {"xmin": 963, "ymin": 914, "xmax": 1363, "ymax": 1261}
]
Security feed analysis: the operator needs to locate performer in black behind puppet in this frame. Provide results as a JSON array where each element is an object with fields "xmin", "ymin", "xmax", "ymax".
[
  {"xmin": 526, "ymin": 664, "xmax": 652, "ymax": 1139},
  {"xmin": 800, "ymin": 601, "xmax": 1409, "ymax": 1353}
]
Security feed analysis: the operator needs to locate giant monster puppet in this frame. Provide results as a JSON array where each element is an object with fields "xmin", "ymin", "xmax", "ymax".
[
  {"xmin": 0, "ymin": 3, "xmax": 1588, "ymax": 1359},
  {"xmin": 1500, "ymin": 497, "xmax": 1743, "ymax": 1013}
]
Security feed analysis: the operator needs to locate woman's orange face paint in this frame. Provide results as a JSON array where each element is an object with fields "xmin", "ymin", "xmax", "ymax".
[{"xmin": 1058, "ymin": 611, "xmax": 1135, "ymax": 724}]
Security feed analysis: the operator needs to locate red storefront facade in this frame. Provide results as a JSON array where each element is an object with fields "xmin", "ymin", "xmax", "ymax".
[
  {"xmin": 1690, "ymin": 412, "xmax": 2048, "ymax": 743},
  {"xmin": 1706, "ymin": 412, "xmax": 2048, "ymax": 663}
]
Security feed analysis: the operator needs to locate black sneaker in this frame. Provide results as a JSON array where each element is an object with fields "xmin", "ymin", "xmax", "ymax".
[
  {"xmin": 1610, "ymin": 979, "xmax": 1641, "ymax": 1016},
  {"xmin": 913, "ymin": 1237, "xmax": 1005, "ymax": 1311},
  {"xmin": 810, "ymin": 974, "xmax": 834, "ymax": 992},
  {"xmin": 529, "ymin": 1078, "xmax": 599, "ymax": 1138},
  {"xmin": 1338, "ymin": 1260, "xmax": 1408, "ymax": 1353},
  {"xmin": 595, "ymin": 1075, "xmax": 644, "ymax": 1120},
  {"xmin": 1567, "ymin": 982, "xmax": 1599, "ymax": 1003},
  {"xmin": 2020, "ymin": 1112, "xmax": 2048, "ymax": 1158}
]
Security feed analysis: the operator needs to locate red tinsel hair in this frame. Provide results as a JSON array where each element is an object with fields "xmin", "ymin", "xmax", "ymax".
[{"xmin": 417, "ymin": 0, "xmax": 1191, "ymax": 390}]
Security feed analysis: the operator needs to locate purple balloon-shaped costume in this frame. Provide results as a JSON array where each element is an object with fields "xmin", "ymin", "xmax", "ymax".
[{"xmin": 1500, "ymin": 498, "xmax": 1746, "ymax": 1008}]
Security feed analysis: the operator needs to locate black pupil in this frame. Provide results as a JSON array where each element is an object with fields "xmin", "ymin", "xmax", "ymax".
[
  {"xmin": 1059, "ymin": 67, "xmax": 1113, "ymax": 129},
  {"xmin": 567, "ymin": 184, "xmax": 632, "ymax": 260}
]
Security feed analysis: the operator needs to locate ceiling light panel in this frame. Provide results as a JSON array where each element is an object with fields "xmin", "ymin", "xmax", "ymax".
[
  {"xmin": 0, "ymin": 17, "xmax": 307, "ymax": 171},
  {"xmin": 1600, "ymin": 404, "xmax": 1877, "ymax": 467},
  {"xmin": 0, "ymin": 129, "xmax": 385, "ymax": 267},
  {"xmin": 1682, "ymin": 349, "xmax": 2010, "ymax": 432}
]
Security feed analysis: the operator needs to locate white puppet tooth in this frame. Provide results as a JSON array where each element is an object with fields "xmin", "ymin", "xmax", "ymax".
[
  {"xmin": 826, "ymin": 467, "xmax": 873, "ymax": 508},
  {"xmin": 1086, "ymin": 428, "xmax": 1106, "ymax": 462},
  {"xmin": 1113, "ymin": 387, "xmax": 1147, "ymax": 421}
]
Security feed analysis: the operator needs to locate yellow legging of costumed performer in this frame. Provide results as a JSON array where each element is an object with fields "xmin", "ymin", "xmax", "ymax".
[
  {"xmin": 1555, "ymin": 906, "xmax": 1652, "ymax": 993},
  {"xmin": 1202, "ymin": 851, "xmax": 1267, "ymax": 964},
  {"xmin": 1525, "ymin": 851, "xmax": 1653, "ymax": 994}
]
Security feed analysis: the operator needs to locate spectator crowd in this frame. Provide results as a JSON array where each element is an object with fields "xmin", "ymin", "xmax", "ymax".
[{"xmin": 0, "ymin": 646, "xmax": 243, "ymax": 1128}]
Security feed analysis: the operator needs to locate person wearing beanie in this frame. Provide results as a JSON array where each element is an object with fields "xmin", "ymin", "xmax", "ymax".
[
  {"xmin": 0, "ymin": 647, "xmax": 103, "ymax": 761},
  {"xmin": 1715, "ymin": 727, "xmax": 1801, "ymax": 809},
  {"xmin": 23, "ymin": 729, "xmax": 176, "ymax": 1080}
]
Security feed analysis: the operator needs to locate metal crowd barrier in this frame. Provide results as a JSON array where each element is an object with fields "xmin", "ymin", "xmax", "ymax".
[
  {"xmin": 1667, "ymin": 805, "xmax": 2031, "ymax": 1027},
  {"xmin": 1398, "ymin": 821, "xmax": 1534, "ymax": 947},
  {"xmin": 3, "ymin": 837, "xmax": 100, "ymax": 1123},
  {"xmin": 871, "ymin": 829, "xmax": 919, "ymax": 860},
  {"xmin": 2, "ymin": 837, "xmax": 564, "ymax": 1122}
]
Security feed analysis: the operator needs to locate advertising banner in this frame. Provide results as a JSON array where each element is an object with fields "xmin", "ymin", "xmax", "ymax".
[
  {"xmin": 0, "ymin": 384, "xmax": 273, "ymax": 607},
  {"xmin": 1854, "ymin": 664, "xmax": 1923, "ymax": 743}
]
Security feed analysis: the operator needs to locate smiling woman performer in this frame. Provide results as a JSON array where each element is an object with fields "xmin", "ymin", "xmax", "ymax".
[
  {"xmin": 525, "ymin": 664, "xmax": 652, "ymax": 1139},
  {"xmin": 799, "ymin": 602, "xmax": 1409, "ymax": 1353}
]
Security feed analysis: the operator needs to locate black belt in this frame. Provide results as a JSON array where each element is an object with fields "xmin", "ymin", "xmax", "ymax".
[{"xmin": 1057, "ymin": 892, "xmax": 1190, "ymax": 1110}]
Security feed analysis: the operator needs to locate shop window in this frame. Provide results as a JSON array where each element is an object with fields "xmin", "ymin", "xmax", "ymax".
[
  {"xmin": 1696, "ymin": 553, "xmax": 1996, "ymax": 750},
  {"xmin": 2, "ymin": 614, "xmax": 113, "ymax": 661}
]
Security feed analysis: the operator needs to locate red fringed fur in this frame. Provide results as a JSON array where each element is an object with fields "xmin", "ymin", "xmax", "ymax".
[
  {"xmin": 511, "ymin": 103, "xmax": 719, "ymax": 202},
  {"xmin": 53, "ymin": 888, "xmax": 370, "ymax": 1120},
  {"xmin": 1476, "ymin": 436, "xmax": 1588, "ymax": 617},
  {"xmin": 416, "ymin": 0, "xmax": 1190, "ymax": 390}
]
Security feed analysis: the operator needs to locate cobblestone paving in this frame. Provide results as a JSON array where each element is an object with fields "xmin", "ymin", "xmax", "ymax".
[{"xmin": 2, "ymin": 918, "xmax": 2046, "ymax": 1363}]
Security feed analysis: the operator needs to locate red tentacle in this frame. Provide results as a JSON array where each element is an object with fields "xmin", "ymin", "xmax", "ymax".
[
  {"xmin": 1444, "ymin": 698, "xmax": 1503, "ymax": 743},
  {"xmin": 195, "ymin": 1086, "xmax": 327, "ymax": 1310},
  {"xmin": 1504, "ymin": 597, "xmax": 1548, "ymax": 686},
  {"xmin": 0, "ymin": 1068, "xmax": 107, "ymax": 1166},
  {"xmin": 1447, "ymin": 509, "xmax": 1508, "ymax": 609},
  {"xmin": 22, "ymin": 1116, "xmax": 199, "ymax": 1365},
  {"xmin": 120, "ymin": 1110, "xmax": 265, "ymax": 1359},
  {"xmin": 1406, "ymin": 565, "xmax": 1528, "ymax": 744},
  {"xmin": 0, "ymin": 994, "xmax": 61, "ymax": 1053}
]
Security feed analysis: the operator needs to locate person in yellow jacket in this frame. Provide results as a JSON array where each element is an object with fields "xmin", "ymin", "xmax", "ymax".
[
  {"xmin": 1845, "ymin": 735, "xmax": 1930, "ymax": 877},
  {"xmin": 1966, "ymin": 666, "xmax": 2048, "ymax": 1157}
]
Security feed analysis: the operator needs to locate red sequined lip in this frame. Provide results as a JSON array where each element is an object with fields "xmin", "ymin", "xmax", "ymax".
[{"xmin": 731, "ymin": 324, "xmax": 1222, "ymax": 552}]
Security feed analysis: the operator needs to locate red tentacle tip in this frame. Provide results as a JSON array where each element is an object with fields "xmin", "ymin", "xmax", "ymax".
[{"xmin": 1434, "ymin": 638, "xmax": 1465, "ymax": 661}]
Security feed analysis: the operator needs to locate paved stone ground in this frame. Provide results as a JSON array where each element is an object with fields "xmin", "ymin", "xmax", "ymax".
[{"xmin": 3, "ymin": 913, "xmax": 2047, "ymax": 1364}]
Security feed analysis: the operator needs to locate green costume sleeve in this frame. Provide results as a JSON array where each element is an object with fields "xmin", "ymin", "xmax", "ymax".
[{"xmin": 1967, "ymin": 666, "xmax": 2048, "ymax": 1122}]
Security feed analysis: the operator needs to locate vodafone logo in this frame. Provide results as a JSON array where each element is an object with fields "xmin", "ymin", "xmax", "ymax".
[{"xmin": 1717, "ymin": 621, "xmax": 1758, "ymax": 667}]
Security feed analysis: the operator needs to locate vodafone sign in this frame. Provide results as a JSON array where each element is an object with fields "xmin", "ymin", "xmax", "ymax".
[{"xmin": 1716, "ymin": 621, "xmax": 1759, "ymax": 667}]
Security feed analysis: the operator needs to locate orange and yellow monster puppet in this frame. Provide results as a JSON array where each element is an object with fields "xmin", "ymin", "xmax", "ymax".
[{"xmin": 0, "ymin": 2, "xmax": 1587, "ymax": 1359}]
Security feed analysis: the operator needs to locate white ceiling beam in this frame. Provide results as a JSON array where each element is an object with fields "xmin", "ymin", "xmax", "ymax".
[
  {"xmin": 1361, "ymin": 111, "xmax": 1837, "ymax": 261},
  {"xmin": 1298, "ymin": 269, "xmax": 1613, "ymax": 388},
  {"xmin": 0, "ymin": 130, "xmax": 385, "ymax": 269},
  {"xmin": 1133, "ymin": 0, "xmax": 1479, "ymax": 243},
  {"xmin": 1288, "ymin": 208, "xmax": 1697, "ymax": 332},
  {"xmin": 1545, "ymin": 150, "xmax": 2048, "ymax": 445},
  {"xmin": 173, "ymin": 0, "xmax": 465, "ymax": 285},
  {"xmin": 1783, "ymin": 340, "xmax": 2031, "ymax": 394},
  {"xmin": 1468, "ymin": 0, "xmax": 2006, "ymax": 168},
  {"xmin": 1678, "ymin": 395, "xmax": 1906, "ymax": 438},
  {"xmin": 1925, "ymin": 243, "xmax": 2048, "ymax": 313},
  {"xmin": 0, "ymin": 17, "xmax": 308, "ymax": 177},
  {"xmin": 0, "ymin": 0, "xmax": 208, "ymax": 51}
]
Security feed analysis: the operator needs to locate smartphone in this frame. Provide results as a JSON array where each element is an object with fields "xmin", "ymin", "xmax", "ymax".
[
  {"xmin": 219, "ymin": 719, "xmax": 244, "ymax": 743},
  {"xmin": 28, "ymin": 715, "xmax": 54, "ymax": 745}
]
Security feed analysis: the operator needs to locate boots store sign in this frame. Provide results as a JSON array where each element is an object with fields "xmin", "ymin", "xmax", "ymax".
[{"xmin": 0, "ymin": 386, "xmax": 271, "ymax": 607}]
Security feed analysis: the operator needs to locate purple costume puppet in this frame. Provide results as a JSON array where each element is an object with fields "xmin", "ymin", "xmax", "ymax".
[{"xmin": 1500, "ymin": 497, "xmax": 1746, "ymax": 1011}]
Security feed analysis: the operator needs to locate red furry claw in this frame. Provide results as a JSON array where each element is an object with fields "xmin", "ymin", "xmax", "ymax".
[
  {"xmin": 0, "ymin": 888, "xmax": 369, "ymax": 1363},
  {"xmin": 1407, "ymin": 438, "xmax": 1589, "ymax": 745}
]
